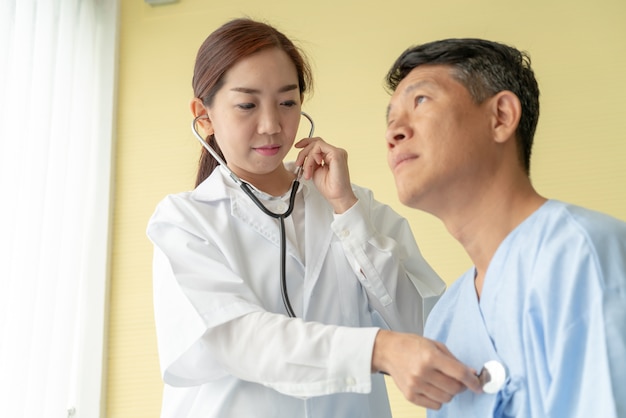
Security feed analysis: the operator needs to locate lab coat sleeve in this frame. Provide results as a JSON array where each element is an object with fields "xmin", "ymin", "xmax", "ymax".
[
  {"xmin": 148, "ymin": 194, "xmax": 381, "ymax": 393},
  {"xmin": 331, "ymin": 187, "xmax": 445, "ymax": 334},
  {"xmin": 150, "ymin": 237, "xmax": 261, "ymax": 386},
  {"xmin": 148, "ymin": 198, "xmax": 267, "ymax": 386},
  {"xmin": 202, "ymin": 311, "xmax": 380, "ymax": 397}
]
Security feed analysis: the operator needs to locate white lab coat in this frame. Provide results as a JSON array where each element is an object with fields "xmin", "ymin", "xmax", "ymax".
[{"xmin": 147, "ymin": 164, "xmax": 445, "ymax": 418}]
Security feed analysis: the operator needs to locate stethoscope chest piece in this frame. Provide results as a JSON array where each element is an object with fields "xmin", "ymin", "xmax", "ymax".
[{"xmin": 478, "ymin": 360, "xmax": 507, "ymax": 394}]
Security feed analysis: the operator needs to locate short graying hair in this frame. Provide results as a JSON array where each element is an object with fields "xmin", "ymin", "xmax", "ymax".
[{"xmin": 386, "ymin": 38, "xmax": 540, "ymax": 174}]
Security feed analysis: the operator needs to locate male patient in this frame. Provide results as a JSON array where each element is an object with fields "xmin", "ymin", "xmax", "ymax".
[{"xmin": 384, "ymin": 38, "xmax": 626, "ymax": 417}]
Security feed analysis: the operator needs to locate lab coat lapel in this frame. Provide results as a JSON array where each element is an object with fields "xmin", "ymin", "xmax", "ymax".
[
  {"xmin": 301, "ymin": 182, "xmax": 334, "ymax": 315},
  {"xmin": 194, "ymin": 171, "xmax": 333, "ymax": 316},
  {"xmin": 195, "ymin": 167, "xmax": 297, "ymax": 257},
  {"xmin": 229, "ymin": 191, "xmax": 283, "ymax": 248}
]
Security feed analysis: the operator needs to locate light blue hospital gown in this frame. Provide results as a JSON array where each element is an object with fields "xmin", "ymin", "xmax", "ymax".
[{"xmin": 424, "ymin": 200, "xmax": 626, "ymax": 418}]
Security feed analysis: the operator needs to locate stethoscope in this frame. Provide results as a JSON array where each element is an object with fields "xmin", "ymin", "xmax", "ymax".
[
  {"xmin": 192, "ymin": 112, "xmax": 509, "ymax": 393},
  {"xmin": 191, "ymin": 112, "xmax": 315, "ymax": 318},
  {"xmin": 478, "ymin": 360, "xmax": 507, "ymax": 394}
]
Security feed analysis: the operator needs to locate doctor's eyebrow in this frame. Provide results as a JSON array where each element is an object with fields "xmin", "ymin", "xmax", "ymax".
[{"xmin": 230, "ymin": 84, "xmax": 299, "ymax": 94}]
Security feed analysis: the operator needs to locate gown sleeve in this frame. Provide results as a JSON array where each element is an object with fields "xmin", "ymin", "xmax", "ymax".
[
  {"xmin": 524, "ymin": 218, "xmax": 626, "ymax": 418},
  {"xmin": 331, "ymin": 186, "xmax": 445, "ymax": 334}
]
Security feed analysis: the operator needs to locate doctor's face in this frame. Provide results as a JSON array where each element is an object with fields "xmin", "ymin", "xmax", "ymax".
[
  {"xmin": 204, "ymin": 48, "xmax": 302, "ymax": 182},
  {"xmin": 385, "ymin": 65, "xmax": 494, "ymax": 215}
]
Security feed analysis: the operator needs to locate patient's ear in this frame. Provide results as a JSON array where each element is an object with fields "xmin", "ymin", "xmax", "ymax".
[
  {"xmin": 190, "ymin": 98, "xmax": 214, "ymax": 135},
  {"xmin": 491, "ymin": 91, "xmax": 521, "ymax": 144}
]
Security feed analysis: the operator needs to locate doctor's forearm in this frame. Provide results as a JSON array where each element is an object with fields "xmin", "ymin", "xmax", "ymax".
[
  {"xmin": 203, "ymin": 311, "xmax": 379, "ymax": 396},
  {"xmin": 332, "ymin": 201, "xmax": 431, "ymax": 332}
]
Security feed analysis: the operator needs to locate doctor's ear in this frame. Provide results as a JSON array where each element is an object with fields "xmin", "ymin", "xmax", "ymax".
[{"xmin": 190, "ymin": 98, "xmax": 214, "ymax": 134}]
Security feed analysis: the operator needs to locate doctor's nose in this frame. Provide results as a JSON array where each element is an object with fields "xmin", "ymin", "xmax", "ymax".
[
  {"xmin": 385, "ymin": 119, "xmax": 412, "ymax": 149},
  {"xmin": 257, "ymin": 108, "xmax": 282, "ymax": 136}
]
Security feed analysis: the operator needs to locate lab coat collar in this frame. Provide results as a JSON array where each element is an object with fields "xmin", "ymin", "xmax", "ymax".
[
  {"xmin": 189, "ymin": 164, "xmax": 319, "ymax": 273},
  {"xmin": 191, "ymin": 163, "xmax": 311, "ymax": 203}
]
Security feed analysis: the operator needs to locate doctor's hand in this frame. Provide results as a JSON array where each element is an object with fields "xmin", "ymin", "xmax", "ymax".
[
  {"xmin": 294, "ymin": 137, "xmax": 357, "ymax": 214},
  {"xmin": 372, "ymin": 330, "xmax": 482, "ymax": 410}
]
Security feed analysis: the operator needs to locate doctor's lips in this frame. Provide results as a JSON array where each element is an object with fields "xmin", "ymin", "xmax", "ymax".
[{"xmin": 254, "ymin": 144, "xmax": 281, "ymax": 156}]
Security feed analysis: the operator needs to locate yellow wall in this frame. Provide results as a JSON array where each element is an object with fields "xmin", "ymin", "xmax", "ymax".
[{"xmin": 109, "ymin": 0, "xmax": 626, "ymax": 416}]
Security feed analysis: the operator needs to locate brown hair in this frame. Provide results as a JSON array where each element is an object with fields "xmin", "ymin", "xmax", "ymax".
[{"xmin": 192, "ymin": 18, "xmax": 313, "ymax": 187}]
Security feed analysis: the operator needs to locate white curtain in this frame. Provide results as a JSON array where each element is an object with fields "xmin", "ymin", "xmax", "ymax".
[{"xmin": 0, "ymin": 0, "xmax": 118, "ymax": 417}]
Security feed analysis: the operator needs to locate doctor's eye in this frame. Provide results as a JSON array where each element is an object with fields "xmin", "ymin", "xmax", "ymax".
[
  {"xmin": 236, "ymin": 103, "xmax": 256, "ymax": 110},
  {"xmin": 281, "ymin": 100, "xmax": 298, "ymax": 108}
]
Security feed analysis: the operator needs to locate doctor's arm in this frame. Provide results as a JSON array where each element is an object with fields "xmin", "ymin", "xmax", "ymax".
[
  {"xmin": 148, "ymin": 202, "xmax": 375, "ymax": 395},
  {"xmin": 372, "ymin": 329, "xmax": 482, "ymax": 410},
  {"xmin": 200, "ymin": 311, "xmax": 379, "ymax": 397},
  {"xmin": 148, "ymin": 200, "xmax": 477, "ymax": 408},
  {"xmin": 332, "ymin": 192, "xmax": 445, "ymax": 333},
  {"xmin": 200, "ymin": 311, "xmax": 480, "ymax": 408},
  {"xmin": 295, "ymin": 136, "xmax": 445, "ymax": 333}
]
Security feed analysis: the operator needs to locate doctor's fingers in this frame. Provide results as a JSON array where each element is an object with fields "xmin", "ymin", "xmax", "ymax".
[
  {"xmin": 408, "ymin": 393, "xmax": 446, "ymax": 411},
  {"xmin": 393, "ymin": 366, "xmax": 461, "ymax": 409},
  {"xmin": 430, "ymin": 342, "xmax": 482, "ymax": 394},
  {"xmin": 294, "ymin": 137, "xmax": 349, "ymax": 177},
  {"xmin": 419, "ymin": 367, "xmax": 466, "ymax": 399},
  {"xmin": 404, "ymin": 377, "xmax": 458, "ymax": 410}
]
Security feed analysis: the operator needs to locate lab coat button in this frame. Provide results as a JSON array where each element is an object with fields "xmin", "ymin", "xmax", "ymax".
[
  {"xmin": 346, "ymin": 377, "xmax": 356, "ymax": 386},
  {"xmin": 276, "ymin": 202, "xmax": 288, "ymax": 212},
  {"xmin": 340, "ymin": 230, "xmax": 350, "ymax": 238}
]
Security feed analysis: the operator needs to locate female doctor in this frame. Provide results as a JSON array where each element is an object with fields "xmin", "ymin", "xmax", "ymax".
[{"xmin": 147, "ymin": 18, "xmax": 480, "ymax": 418}]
